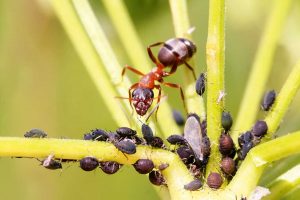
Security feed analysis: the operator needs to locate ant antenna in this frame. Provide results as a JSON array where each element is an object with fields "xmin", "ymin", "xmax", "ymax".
[{"xmin": 144, "ymin": 95, "xmax": 168, "ymax": 122}]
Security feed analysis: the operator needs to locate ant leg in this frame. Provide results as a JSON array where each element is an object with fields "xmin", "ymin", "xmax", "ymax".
[
  {"xmin": 162, "ymin": 54, "xmax": 180, "ymax": 77},
  {"xmin": 147, "ymin": 42, "xmax": 164, "ymax": 64},
  {"xmin": 183, "ymin": 61, "xmax": 196, "ymax": 80},
  {"xmin": 163, "ymin": 82, "xmax": 187, "ymax": 114},
  {"xmin": 153, "ymin": 85, "xmax": 162, "ymax": 120},
  {"xmin": 128, "ymin": 83, "xmax": 139, "ymax": 114},
  {"xmin": 121, "ymin": 65, "xmax": 145, "ymax": 81}
]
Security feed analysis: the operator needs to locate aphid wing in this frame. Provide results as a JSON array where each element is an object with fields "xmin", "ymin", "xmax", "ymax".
[{"xmin": 184, "ymin": 117, "xmax": 203, "ymax": 161}]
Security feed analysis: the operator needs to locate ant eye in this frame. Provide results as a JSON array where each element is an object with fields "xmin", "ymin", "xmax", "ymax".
[
  {"xmin": 99, "ymin": 161, "xmax": 122, "ymax": 174},
  {"xmin": 207, "ymin": 172, "xmax": 223, "ymax": 189},
  {"xmin": 184, "ymin": 179, "xmax": 202, "ymax": 191},
  {"xmin": 133, "ymin": 159, "xmax": 154, "ymax": 174},
  {"xmin": 80, "ymin": 157, "xmax": 99, "ymax": 171}
]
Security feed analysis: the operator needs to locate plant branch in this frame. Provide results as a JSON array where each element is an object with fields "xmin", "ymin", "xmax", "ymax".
[
  {"xmin": 232, "ymin": 0, "xmax": 293, "ymax": 142},
  {"xmin": 205, "ymin": 0, "xmax": 225, "ymax": 176},
  {"xmin": 169, "ymin": 0, "xmax": 206, "ymax": 119},
  {"xmin": 228, "ymin": 131, "xmax": 300, "ymax": 197},
  {"xmin": 264, "ymin": 60, "xmax": 300, "ymax": 135}
]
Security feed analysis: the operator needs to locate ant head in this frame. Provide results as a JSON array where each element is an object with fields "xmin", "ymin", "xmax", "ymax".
[{"xmin": 131, "ymin": 87, "xmax": 154, "ymax": 116}]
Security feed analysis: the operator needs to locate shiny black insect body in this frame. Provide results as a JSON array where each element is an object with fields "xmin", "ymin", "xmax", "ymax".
[
  {"xmin": 133, "ymin": 159, "xmax": 154, "ymax": 174},
  {"xmin": 141, "ymin": 123, "xmax": 154, "ymax": 143},
  {"xmin": 148, "ymin": 170, "xmax": 166, "ymax": 186},
  {"xmin": 262, "ymin": 90, "xmax": 276, "ymax": 111},
  {"xmin": 195, "ymin": 73, "xmax": 206, "ymax": 96},
  {"xmin": 184, "ymin": 179, "xmax": 202, "ymax": 191},
  {"xmin": 172, "ymin": 110, "xmax": 185, "ymax": 126},
  {"xmin": 83, "ymin": 129, "xmax": 109, "ymax": 141},
  {"xmin": 167, "ymin": 134, "xmax": 186, "ymax": 145},
  {"xmin": 207, "ymin": 172, "xmax": 223, "ymax": 189},
  {"xmin": 252, "ymin": 120, "xmax": 268, "ymax": 138},
  {"xmin": 116, "ymin": 127, "xmax": 137, "ymax": 137},
  {"xmin": 221, "ymin": 111, "xmax": 233, "ymax": 132},
  {"xmin": 41, "ymin": 155, "xmax": 62, "ymax": 170},
  {"xmin": 80, "ymin": 157, "xmax": 99, "ymax": 171},
  {"xmin": 99, "ymin": 161, "xmax": 122, "ymax": 174},
  {"xmin": 113, "ymin": 139, "xmax": 136, "ymax": 154}
]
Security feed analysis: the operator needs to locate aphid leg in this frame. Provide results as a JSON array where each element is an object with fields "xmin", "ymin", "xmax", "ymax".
[
  {"xmin": 163, "ymin": 82, "xmax": 187, "ymax": 114},
  {"xmin": 147, "ymin": 42, "xmax": 164, "ymax": 64},
  {"xmin": 121, "ymin": 65, "xmax": 145, "ymax": 81}
]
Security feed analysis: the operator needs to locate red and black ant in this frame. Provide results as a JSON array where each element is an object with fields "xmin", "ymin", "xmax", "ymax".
[{"xmin": 121, "ymin": 38, "xmax": 197, "ymax": 117}]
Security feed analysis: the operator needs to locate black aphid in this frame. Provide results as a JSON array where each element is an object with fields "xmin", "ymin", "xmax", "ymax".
[
  {"xmin": 149, "ymin": 170, "xmax": 166, "ymax": 186},
  {"xmin": 176, "ymin": 146, "xmax": 194, "ymax": 164},
  {"xmin": 262, "ymin": 90, "xmax": 276, "ymax": 111},
  {"xmin": 116, "ymin": 127, "xmax": 137, "ymax": 137},
  {"xmin": 238, "ymin": 131, "xmax": 253, "ymax": 148},
  {"xmin": 80, "ymin": 157, "xmax": 99, "ymax": 171},
  {"xmin": 184, "ymin": 179, "xmax": 202, "ymax": 191},
  {"xmin": 84, "ymin": 129, "xmax": 109, "ymax": 141},
  {"xmin": 24, "ymin": 128, "xmax": 47, "ymax": 138},
  {"xmin": 114, "ymin": 139, "xmax": 136, "ymax": 154},
  {"xmin": 238, "ymin": 141, "xmax": 254, "ymax": 160},
  {"xmin": 133, "ymin": 159, "xmax": 154, "ymax": 174},
  {"xmin": 99, "ymin": 161, "xmax": 122, "ymax": 174},
  {"xmin": 184, "ymin": 114, "xmax": 203, "ymax": 164},
  {"xmin": 195, "ymin": 73, "xmax": 206, "ymax": 96},
  {"xmin": 200, "ymin": 120, "xmax": 207, "ymax": 137},
  {"xmin": 221, "ymin": 111, "xmax": 233, "ymax": 132},
  {"xmin": 252, "ymin": 120, "xmax": 268, "ymax": 137},
  {"xmin": 41, "ymin": 155, "xmax": 62, "ymax": 170},
  {"xmin": 172, "ymin": 110, "xmax": 185, "ymax": 126},
  {"xmin": 207, "ymin": 172, "xmax": 223, "ymax": 189},
  {"xmin": 219, "ymin": 133, "xmax": 235, "ymax": 156},
  {"xmin": 158, "ymin": 163, "xmax": 169, "ymax": 171},
  {"xmin": 149, "ymin": 136, "xmax": 165, "ymax": 148},
  {"xmin": 167, "ymin": 134, "xmax": 186, "ymax": 145},
  {"xmin": 141, "ymin": 123, "xmax": 154, "ymax": 143}
]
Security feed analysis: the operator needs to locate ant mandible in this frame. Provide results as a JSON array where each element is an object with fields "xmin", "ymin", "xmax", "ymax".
[{"xmin": 122, "ymin": 38, "xmax": 197, "ymax": 117}]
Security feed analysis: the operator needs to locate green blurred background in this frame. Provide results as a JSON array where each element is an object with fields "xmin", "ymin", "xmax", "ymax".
[{"xmin": 0, "ymin": 0, "xmax": 299, "ymax": 199}]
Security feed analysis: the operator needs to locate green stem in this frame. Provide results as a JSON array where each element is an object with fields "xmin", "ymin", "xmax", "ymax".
[
  {"xmin": 205, "ymin": 0, "xmax": 225, "ymax": 176},
  {"xmin": 51, "ymin": 0, "xmax": 129, "ymax": 127},
  {"xmin": 168, "ymin": 0, "xmax": 206, "ymax": 119},
  {"xmin": 265, "ymin": 60, "xmax": 300, "ymax": 135},
  {"xmin": 228, "ymin": 131, "xmax": 300, "ymax": 197},
  {"xmin": 264, "ymin": 164, "xmax": 300, "ymax": 200},
  {"xmin": 232, "ymin": 0, "xmax": 293, "ymax": 142}
]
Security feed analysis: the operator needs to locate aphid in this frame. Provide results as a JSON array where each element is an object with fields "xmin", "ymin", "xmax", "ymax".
[
  {"xmin": 221, "ymin": 111, "xmax": 233, "ymax": 132},
  {"xmin": 148, "ymin": 170, "xmax": 166, "ymax": 186},
  {"xmin": 80, "ymin": 156, "xmax": 99, "ymax": 171},
  {"xmin": 41, "ymin": 154, "xmax": 62, "ymax": 170},
  {"xmin": 172, "ymin": 109, "xmax": 185, "ymax": 126},
  {"xmin": 219, "ymin": 133, "xmax": 235, "ymax": 156},
  {"xmin": 220, "ymin": 157, "xmax": 236, "ymax": 176},
  {"xmin": 238, "ymin": 131, "xmax": 253, "ymax": 148},
  {"xmin": 217, "ymin": 90, "xmax": 226, "ymax": 104},
  {"xmin": 116, "ymin": 127, "xmax": 137, "ymax": 137},
  {"xmin": 238, "ymin": 141, "xmax": 254, "ymax": 160},
  {"xmin": 207, "ymin": 172, "xmax": 223, "ymax": 189},
  {"xmin": 120, "ymin": 38, "xmax": 197, "ymax": 117},
  {"xmin": 184, "ymin": 114, "xmax": 203, "ymax": 164},
  {"xmin": 158, "ymin": 163, "xmax": 169, "ymax": 171},
  {"xmin": 200, "ymin": 120, "xmax": 207, "ymax": 137},
  {"xmin": 252, "ymin": 120, "xmax": 268, "ymax": 137},
  {"xmin": 99, "ymin": 161, "xmax": 122, "ymax": 174},
  {"xmin": 133, "ymin": 159, "xmax": 154, "ymax": 174},
  {"xmin": 202, "ymin": 136, "xmax": 211, "ymax": 158},
  {"xmin": 261, "ymin": 90, "xmax": 276, "ymax": 111},
  {"xmin": 113, "ymin": 139, "xmax": 136, "ymax": 154},
  {"xmin": 195, "ymin": 73, "xmax": 206, "ymax": 96},
  {"xmin": 24, "ymin": 128, "xmax": 47, "ymax": 138},
  {"xmin": 176, "ymin": 146, "xmax": 194, "ymax": 164},
  {"xmin": 141, "ymin": 123, "xmax": 154, "ymax": 143},
  {"xmin": 167, "ymin": 134, "xmax": 186, "ymax": 145},
  {"xmin": 184, "ymin": 179, "xmax": 202, "ymax": 191},
  {"xmin": 149, "ymin": 136, "xmax": 165, "ymax": 148},
  {"xmin": 83, "ymin": 129, "xmax": 109, "ymax": 141}
]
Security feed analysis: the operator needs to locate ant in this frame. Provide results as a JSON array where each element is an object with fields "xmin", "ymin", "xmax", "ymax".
[{"xmin": 121, "ymin": 38, "xmax": 197, "ymax": 117}]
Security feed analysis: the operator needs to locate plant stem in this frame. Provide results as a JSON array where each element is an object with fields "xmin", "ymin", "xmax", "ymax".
[
  {"xmin": 232, "ymin": 0, "xmax": 293, "ymax": 143},
  {"xmin": 205, "ymin": 0, "xmax": 225, "ymax": 176},
  {"xmin": 264, "ymin": 60, "xmax": 300, "ymax": 135},
  {"xmin": 228, "ymin": 131, "xmax": 300, "ymax": 197},
  {"xmin": 101, "ymin": 0, "xmax": 152, "ymax": 71},
  {"xmin": 51, "ymin": 0, "xmax": 129, "ymax": 127},
  {"xmin": 168, "ymin": 0, "xmax": 206, "ymax": 118},
  {"xmin": 264, "ymin": 164, "xmax": 300, "ymax": 200}
]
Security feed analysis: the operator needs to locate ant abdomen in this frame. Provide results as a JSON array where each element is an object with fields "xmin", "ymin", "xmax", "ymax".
[{"xmin": 158, "ymin": 38, "xmax": 197, "ymax": 67}]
